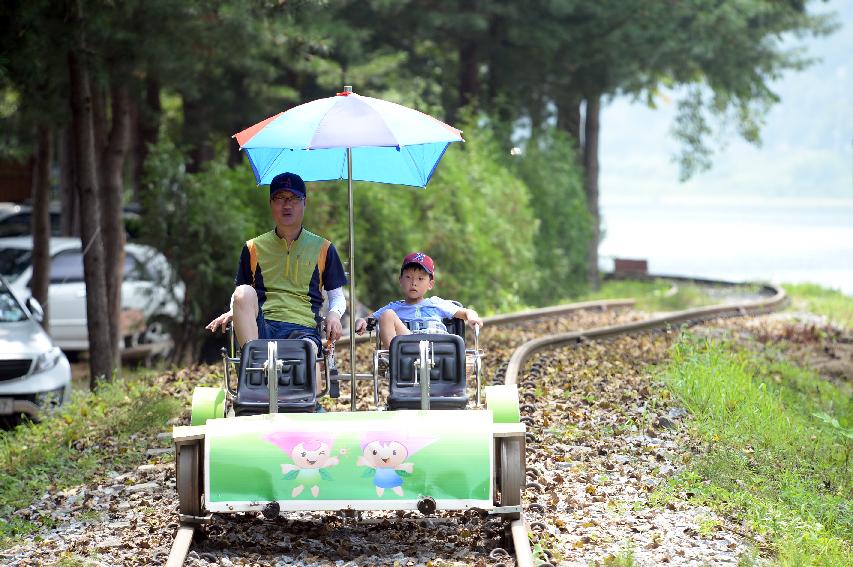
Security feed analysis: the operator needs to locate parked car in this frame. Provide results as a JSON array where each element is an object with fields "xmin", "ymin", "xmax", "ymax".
[
  {"xmin": 0, "ymin": 202, "xmax": 62, "ymax": 237},
  {"xmin": 0, "ymin": 202, "xmax": 142, "ymax": 239},
  {"xmin": 0, "ymin": 237, "xmax": 185, "ymax": 359},
  {"xmin": 0, "ymin": 276, "xmax": 71, "ymax": 427}
]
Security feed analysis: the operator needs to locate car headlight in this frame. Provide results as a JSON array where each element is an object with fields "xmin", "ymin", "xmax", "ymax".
[
  {"xmin": 33, "ymin": 346, "xmax": 63, "ymax": 373},
  {"xmin": 35, "ymin": 385, "xmax": 66, "ymax": 409}
]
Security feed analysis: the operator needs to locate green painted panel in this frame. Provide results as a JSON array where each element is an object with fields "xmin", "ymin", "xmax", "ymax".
[
  {"xmin": 485, "ymin": 384, "xmax": 520, "ymax": 423},
  {"xmin": 206, "ymin": 410, "xmax": 493, "ymax": 506},
  {"xmin": 190, "ymin": 387, "xmax": 226, "ymax": 426}
]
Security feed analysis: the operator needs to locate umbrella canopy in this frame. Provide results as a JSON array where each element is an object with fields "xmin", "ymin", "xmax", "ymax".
[
  {"xmin": 232, "ymin": 88, "xmax": 463, "ymax": 411},
  {"xmin": 234, "ymin": 91, "xmax": 464, "ymax": 187}
]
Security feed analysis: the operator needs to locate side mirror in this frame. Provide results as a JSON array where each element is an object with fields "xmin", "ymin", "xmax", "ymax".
[{"xmin": 26, "ymin": 297, "xmax": 45, "ymax": 323}]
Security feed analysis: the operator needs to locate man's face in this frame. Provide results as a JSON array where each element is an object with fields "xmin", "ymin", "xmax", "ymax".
[
  {"xmin": 399, "ymin": 266, "xmax": 433, "ymax": 301},
  {"xmin": 270, "ymin": 189, "xmax": 305, "ymax": 228}
]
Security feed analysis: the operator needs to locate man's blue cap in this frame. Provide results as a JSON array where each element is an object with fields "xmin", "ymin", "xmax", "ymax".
[{"xmin": 270, "ymin": 172, "xmax": 307, "ymax": 200}]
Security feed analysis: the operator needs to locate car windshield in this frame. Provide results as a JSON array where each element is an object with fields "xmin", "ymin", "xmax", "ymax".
[
  {"xmin": 0, "ymin": 284, "xmax": 27, "ymax": 323},
  {"xmin": 0, "ymin": 248, "xmax": 33, "ymax": 279}
]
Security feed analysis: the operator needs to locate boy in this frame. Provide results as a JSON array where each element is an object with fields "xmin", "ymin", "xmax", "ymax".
[{"xmin": 354, "ymin": 252, "xmax": 483, "ymax": 348}]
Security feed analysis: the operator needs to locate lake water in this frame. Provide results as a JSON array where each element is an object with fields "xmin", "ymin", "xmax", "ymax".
[{"xmin": 598, "ymin": 195, "xmax": 853, "ymax": 295}]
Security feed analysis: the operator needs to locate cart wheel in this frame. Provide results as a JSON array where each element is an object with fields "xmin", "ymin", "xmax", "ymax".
[
  {"xmin": 177, "ymin": 442, "xmax": 202, "ymax": 517},
  {"xmin": 499, "ymin": 437, "xmax": 523, "ymax": 517}
]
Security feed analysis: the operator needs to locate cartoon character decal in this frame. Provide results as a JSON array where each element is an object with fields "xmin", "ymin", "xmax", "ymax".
[
  {"xmin": 264, "ymin": 431, "xmax": 339, "ymax": 498},
  {"xmin": 357, "ymin": 431, "xmax": 436, "ymax": 496}
]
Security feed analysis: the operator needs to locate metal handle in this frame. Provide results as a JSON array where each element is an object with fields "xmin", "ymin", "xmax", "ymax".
[
  {"xmin": 266, "ymin": 341, "xmax": 279, "ymax": 415},
  {"xmin": 419, "ymin": 340, "xmax": 431, "ymax": 410}
]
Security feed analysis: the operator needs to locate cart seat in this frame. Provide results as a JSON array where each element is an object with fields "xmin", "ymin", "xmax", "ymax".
[
  {"xmin": 387, "ymin": 333, "xmax": 467, "ymax": 410},
  {"xmin": 235, "ymin": 339, "xmax": 317, "ymax": 415}
]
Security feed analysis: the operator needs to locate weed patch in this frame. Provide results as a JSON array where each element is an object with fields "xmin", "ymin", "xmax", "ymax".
[
  {"xmin": 655, "ymin": 336, "xmax": 852, "ymax": 565},
  {"xmin": 577, "ymin": 279, "xmax": 716, "ymax": 312},
  {"xmin": 784, "ymin": 283, "xmax": 853, "ymax": 330},
  {"xmin": 0, "ymin": 373, "xmax": 181, "ymax": 548}
]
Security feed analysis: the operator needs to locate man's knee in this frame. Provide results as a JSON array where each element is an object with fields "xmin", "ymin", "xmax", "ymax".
[{"xmin": 232, "ymin": 285, "xmax": 258, "ymax": 312}]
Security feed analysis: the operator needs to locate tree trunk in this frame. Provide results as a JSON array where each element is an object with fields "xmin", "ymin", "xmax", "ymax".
[
  {"xmin": 68, "ymin": 2, "xmax": 114, "ymax": 388},
  {"xmin": 58, "ymin": 127, "xmax": 80, "ymax": 237},
  {"xmin": 182, "ymin": 94, "xmax": 214, "ymax": 173},
  {"xmin": 583, "ymin": 94, "xmax": 601, "ymax": 290},
  {"xmin": 133, "ymin": 77, "xmax": 161, "ymax": 199},
  {"xmin": 101, "ymin": 85, "xmax": 131, "ymax": 371},
  {"xmin": 458, "ymin": 39, "xmax": 479, "ymax": 113},
  {"xmin": 31, "ymin": 126, "xmax": 53, "ymax": 325},
  {"xmin": 557, "ymin": 92, "xmax": 582, "ymax": 151}
]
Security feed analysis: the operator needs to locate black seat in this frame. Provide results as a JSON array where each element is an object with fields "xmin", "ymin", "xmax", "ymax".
[
  {"xmin": 387, "ymin": 333, "xmax": 467, "ymax": 410},
  {"xmin": 234, "ymin": 339, "xmax": 317, "ymax": 415}
]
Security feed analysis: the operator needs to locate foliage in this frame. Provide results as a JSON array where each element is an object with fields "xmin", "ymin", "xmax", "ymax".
[
  {"xmin": 304, "ymin": 120, "xmax": 538, "ymax": 314},
  {"xmin": 783, "ymin": 282, "xmax": 853, "ymax": 330},
  {"xmin": 0, "ymin": 371, "xmax": 181, "ymax": 548},
  {"xmin": 513, "ymin": 128, "xmax": 592, "ymax": 302},
  {"xmin": 654, "ymin": 337, "xmax": 852, "ymax": 565},
  {"xmin": 139, "ymin": 139, "xmax": 269, "ymax": 357},
  {"xmin": 576, "ymin": 278, "xmax": 716, "ymax": 312}
]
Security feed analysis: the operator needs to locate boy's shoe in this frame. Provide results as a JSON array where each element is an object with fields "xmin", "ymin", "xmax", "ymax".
[{"xmin": 313, "ymin": 401, "xmax": 326, "ymax": 413}]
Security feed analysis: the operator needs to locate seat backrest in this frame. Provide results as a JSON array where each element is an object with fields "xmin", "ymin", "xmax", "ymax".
[
  {"xmin": 237, "ymin": 339, "xmax": 316, "ymax": 405},
  {"xmin": 388, "ymin": 333, "xmax": 466, "ymax": 386}
]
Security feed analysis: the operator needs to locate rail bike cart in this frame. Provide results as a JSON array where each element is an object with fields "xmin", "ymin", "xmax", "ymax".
[
  {"xmin": 168, "ymin": 88, "xmax": 529, "ymax": 565},
  {"xmin": 171, "ymin": 322, "xmax": 526, "ymax": 552}
]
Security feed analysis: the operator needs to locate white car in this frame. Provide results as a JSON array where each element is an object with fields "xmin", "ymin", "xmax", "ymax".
[
  {"xmin": 0, "ymin": 237, "xmax": 185, "ymax": 358},
  {"xmin": 0, "ymin": 276, "xmax": 71, "ymax": 426}
]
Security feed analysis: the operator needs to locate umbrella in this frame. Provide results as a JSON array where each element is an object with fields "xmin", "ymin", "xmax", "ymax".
[{"xmin": 233, "ymin": 87, "xmax": 464, "ymax": 410}]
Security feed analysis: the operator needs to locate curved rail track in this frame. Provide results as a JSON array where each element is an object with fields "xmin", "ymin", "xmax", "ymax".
[{"xmin": 167, "ymin": 276, "xmax": 786, "ymax": 567}]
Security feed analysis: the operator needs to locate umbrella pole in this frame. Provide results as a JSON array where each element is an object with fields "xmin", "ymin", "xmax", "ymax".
[{"xmin": 347, "ymin": 147, "xmax": 357, "ymax": 412}]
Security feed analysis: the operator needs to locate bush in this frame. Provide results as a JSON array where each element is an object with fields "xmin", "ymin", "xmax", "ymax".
[{"xmin": 140, "ymin": 139, "xmax": 270, "ymax": 360}]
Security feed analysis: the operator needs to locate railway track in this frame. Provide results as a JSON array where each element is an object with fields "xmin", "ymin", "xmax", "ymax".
[{"xmin": 166, "ymin": 277, "xmax": 786, "ymax": 567}]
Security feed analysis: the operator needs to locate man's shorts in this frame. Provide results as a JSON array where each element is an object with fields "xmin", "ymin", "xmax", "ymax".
[{"xmin": 256, "ymin": 311, "xmax": 321, "ymax": 355}]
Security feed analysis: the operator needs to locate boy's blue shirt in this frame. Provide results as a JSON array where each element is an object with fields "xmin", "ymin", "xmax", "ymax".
[{"xmin": 372, "ymin": 296, "xmax": 459, "ymax": 325}]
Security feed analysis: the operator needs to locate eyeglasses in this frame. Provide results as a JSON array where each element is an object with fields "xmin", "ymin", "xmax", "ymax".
[{"xmin": 272, "ymin": 194, "xmax": 304, "ymax": 205}]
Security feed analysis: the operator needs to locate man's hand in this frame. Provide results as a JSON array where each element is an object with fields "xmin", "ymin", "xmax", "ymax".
[
  {"xmin": 326, "ymin": 312, "xmax": 343, "ymax": 343},
  {"xmin": 206, "ymin": 311, "xmax": 233, "ymax": 333},
  {"xmin": 354, "ymin": 317, "xmax": 367, "ymax": 335}
]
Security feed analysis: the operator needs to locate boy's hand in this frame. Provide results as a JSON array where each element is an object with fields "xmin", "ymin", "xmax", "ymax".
[
  {"xmin": 466, "ymin": 310, "xmax": 483, "ymax": 329},
  {"xmin": 354, "ymin": 317, "xmax": 367, "ymax": 335}
]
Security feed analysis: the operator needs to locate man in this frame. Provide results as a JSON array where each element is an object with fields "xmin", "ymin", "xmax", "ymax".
[{"xmin": 206, "ymin": 172, "xmax": 347, "ymax": 359}]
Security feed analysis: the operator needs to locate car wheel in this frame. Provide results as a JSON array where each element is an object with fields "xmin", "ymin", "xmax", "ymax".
[{"xmin": 140, "ymin": 315, "xmax": 176, "ymax": 366}]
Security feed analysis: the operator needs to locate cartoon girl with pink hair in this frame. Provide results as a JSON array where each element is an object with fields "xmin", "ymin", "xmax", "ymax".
[
  {"xmin": 264, "ymin": 431, "xmax": 339, "ymax": 498},
  {"xmin": 357, "ymin": 431, "xmax": 436, "ymax": 497}
]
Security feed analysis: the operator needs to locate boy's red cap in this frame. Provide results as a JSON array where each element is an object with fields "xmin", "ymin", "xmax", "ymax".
[{"xmin": 401, "ymin": 252, "xmax": 434, "ymax": 276}]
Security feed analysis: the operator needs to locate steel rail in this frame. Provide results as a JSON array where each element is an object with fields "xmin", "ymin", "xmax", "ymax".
[
  {"xmin": 503, "ymin": 278, "xmax": 786, "ymax": 567},
  {"xmin": 504, "ymin": 281, "xmax": 786, "ymax": 385},
  {"xmin": 335, "ymin": 298, "xmax": 636, "ymax": 346}
]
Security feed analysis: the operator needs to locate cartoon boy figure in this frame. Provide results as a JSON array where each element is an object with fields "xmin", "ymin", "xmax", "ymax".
[
  {"xmin": 357, "ymin": 431, "xmax": 435, "ymax": 497},
  {"xmin": 265, "ymin": 431, "xmax": 338, "ymax": 498}
]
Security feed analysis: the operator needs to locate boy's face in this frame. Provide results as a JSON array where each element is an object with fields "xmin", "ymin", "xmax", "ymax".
[{"xmin": 399, "ymin": 266, "xmax": 434, "ymax": 301}]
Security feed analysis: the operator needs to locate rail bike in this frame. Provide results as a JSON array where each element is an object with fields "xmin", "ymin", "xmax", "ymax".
[{"xmin": 170, "ymin": 313, "xmax": 527, "ymax": 563}]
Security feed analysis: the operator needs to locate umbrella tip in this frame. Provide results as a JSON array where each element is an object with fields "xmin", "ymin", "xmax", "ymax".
[{"xmin": 337, "ymin": 85, "xmax": 353, "ymax": 96}]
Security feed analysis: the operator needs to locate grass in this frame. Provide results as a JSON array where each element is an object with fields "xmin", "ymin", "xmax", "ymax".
[
  {"xmin": 653, "ymin": 336, "xmax": 852, "ymax": 565},
  {"xmin": 574, "ymin": 278, "xmax": 717, "ymax": 312},
  {"xmin": 783, "ymin": 283, "xmax": 853, "ymax": 330},
  {"xmin": 0, "ymin": 371, "xmax": 182, "ymax": 548}
]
